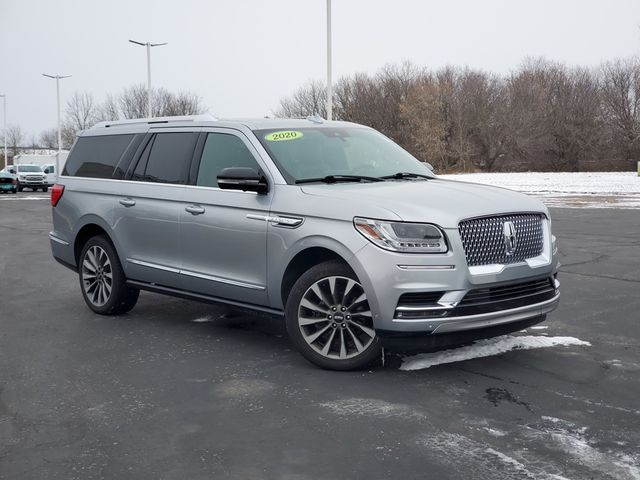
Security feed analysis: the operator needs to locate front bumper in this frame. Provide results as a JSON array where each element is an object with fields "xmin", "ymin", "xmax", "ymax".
[
  {"xmin": 350, "ymin": 224, "xmax": 560, "ymax": 335},
  {"xmin": 20, "ymin": 182, "xmax": 47, "ymax": 187}
]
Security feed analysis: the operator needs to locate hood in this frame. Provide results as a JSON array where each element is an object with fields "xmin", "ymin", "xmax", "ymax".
[{"xmin": 300, "ymin": 178, "xmax": 547, "ymax": 228}]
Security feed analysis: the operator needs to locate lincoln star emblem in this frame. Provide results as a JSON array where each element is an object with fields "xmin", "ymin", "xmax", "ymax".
[{"xmin": 503, "ymin": 221, "xmax": 517, "ymax": 256}]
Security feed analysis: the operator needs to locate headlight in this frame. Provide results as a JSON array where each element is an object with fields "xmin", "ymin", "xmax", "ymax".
[
  {"xmin": 19, "ymin": 175, "xmax": 26, "ymax": 180},
  {"xmin": 354, "ymin": 217, "xmax": 448, "ymax": 253}
]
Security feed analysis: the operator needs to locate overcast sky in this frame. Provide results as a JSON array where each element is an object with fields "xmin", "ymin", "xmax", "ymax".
[{"xmin": 2, "ymin": 0, "xmax": 640, "ymax": 138}]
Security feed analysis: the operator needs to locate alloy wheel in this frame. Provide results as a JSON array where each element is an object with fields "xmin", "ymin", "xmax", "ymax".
[
  {"xmin": 82, "ymin": 245, "xmax": 113, "ymax": 307},
  {"xmin": 297, "ymin": 276, "xmax": 376, "ymax": 359}
]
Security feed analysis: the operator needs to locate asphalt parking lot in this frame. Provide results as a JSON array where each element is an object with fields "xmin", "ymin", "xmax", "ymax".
[{"xmin": 1, "ymin": 193, "xmax": 639, "ymax": 480}]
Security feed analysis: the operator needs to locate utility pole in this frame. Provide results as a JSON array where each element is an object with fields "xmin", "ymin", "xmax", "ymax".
[
  {"xmin": 42, "ymin": 74, "xmax": 71, "ymax": 178},
  {"xmin": 129, "ymin": 40, "xmax": 168, "ymax": 118},
  {"xmin": 326, "ymin": 0, "xmax": 333, "ymax": 120},
  {"xmin": 0, "ymin": 94, "xmax": 6, "ymax": 169}
]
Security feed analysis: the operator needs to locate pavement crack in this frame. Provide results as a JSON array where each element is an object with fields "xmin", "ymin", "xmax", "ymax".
[{"xmin": 485, "ymin": 387, "xmax": 534, "ymax": 413}]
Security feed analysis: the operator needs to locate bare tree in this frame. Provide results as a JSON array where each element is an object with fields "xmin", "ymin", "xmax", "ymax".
[
  {"xmin": 600, "ymin": 58, "xmax": 640, "ymax": 169},
  {"xmin": 276, "ymin": 80, "xmax": 327, "ymax": 118},
  {"xmin": 66, "ymin": 91, "xmax": 101, "ymax": 131},
  {"xmin": 40, "ymin": 129, "xmax": 58, "ymax": 149},
  {"xmin": 6, "ymin": 125, "xmax": 24, "ymax": 158},
  {"xmin": 101, "ymin": 84, "xmax": 205, "ymax": 120}
]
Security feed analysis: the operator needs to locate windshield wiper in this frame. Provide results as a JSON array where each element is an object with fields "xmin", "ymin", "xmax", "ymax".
[
  {"xmin": 295, "ymin": 175, "xmax": 384, "ymax": 184},
  {"xmin": 379, "ymin": 172, "xmax": 432, "ymax": 180}
]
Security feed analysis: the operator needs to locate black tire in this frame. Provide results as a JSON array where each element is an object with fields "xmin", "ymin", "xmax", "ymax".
[
  {"xmin": 285, "ymin": 260, "xmax": 381, "ymax": 370},
  {"xmin": 79, "ymin": 235, "xmax": 140, "ymax": 315},
  {"xmin": 17, "ymin": 186, "xmax": 23, "ymax": 192},
  {"xmin": 42, "ymin": 187, "xmax": 49, "ymax": 192},
  {"xmin": 12, "ymin": 188, "xmax": 17, "ymax": 194}
]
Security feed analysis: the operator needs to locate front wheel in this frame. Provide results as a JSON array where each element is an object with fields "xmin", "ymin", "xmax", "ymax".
[
  {"xmin": 79, "ymin": 235, "xmax": 139, "ymax": 315},
  {"xmin": 285, "ymin": 260, "xmax": 381, "ymax": 370}
]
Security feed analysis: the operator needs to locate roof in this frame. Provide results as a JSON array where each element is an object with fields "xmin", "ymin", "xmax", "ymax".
[{"xmin": 88, "ymin": 115, "xmax": 364, "ymax": 133}]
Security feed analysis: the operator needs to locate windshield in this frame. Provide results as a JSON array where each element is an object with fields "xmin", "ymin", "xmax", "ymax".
[
  {"xmin": 18, "ymin": 165, "xmax": 42, "ymax": 172},
  {"xmin": 255, "ymin": 127, "xmax": 433, "ymax": 184}
]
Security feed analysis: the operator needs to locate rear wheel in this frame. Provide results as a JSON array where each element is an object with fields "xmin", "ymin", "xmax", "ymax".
[
  {"xmin": 42, "ymin": 187, "xmax": 48, "ymax": 192},
  {"xmin": 285, "ymin": 260, "xmax": 381, "ymax": 370},
  {"xmin": 79, "ymin": 235, "xmax": 139, "ymax": 315}
]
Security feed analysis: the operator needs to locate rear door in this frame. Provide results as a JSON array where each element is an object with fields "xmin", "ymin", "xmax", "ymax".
[
  {"xmin": 179, "ymin": 129, "xmax": 273, "ymax": 305},
  {"xmin": 114, "ymin": 129, "xmax": 198, "ymax": 288}
]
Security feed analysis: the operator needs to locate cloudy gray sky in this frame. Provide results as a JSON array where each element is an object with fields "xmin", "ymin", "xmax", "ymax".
[{"xmin": 2, "ymin": 0, "xmax": 639, "ymax": 138}]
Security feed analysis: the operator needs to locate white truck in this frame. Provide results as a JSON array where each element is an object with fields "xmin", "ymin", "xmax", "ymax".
[{"xmin": 14, "ymin": 152, "xmax": 69, "ymax": 186}]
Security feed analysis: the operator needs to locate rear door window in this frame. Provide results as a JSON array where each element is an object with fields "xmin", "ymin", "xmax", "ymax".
[
  {"xmin": 133, "ymin": 132, "xmax": 197, "ymax": 184},
  {"xmin": 196, "ymin": 133, "xmax": 260, "ymax": 188},
  {"xmin": 63, "ymin": 134, "xmax": 135, "ymax": 178}
]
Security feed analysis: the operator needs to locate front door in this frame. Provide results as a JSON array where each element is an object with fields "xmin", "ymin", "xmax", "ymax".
[{"xmin": 180, "ymin": 129, "xmax": 272, "ymax": 306}]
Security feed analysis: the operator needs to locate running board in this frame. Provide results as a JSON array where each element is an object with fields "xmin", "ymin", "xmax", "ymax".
[{"xmin": 126, "ymin": 280, "xmax": 284, "ymax": 317}]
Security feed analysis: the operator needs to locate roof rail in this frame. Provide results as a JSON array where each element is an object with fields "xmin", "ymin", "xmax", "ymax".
[{"xmin": 92, "ymin": 114, "xmax": 218, "ymax": 129}]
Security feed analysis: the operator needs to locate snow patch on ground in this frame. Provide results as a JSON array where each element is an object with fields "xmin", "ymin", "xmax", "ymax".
[
  {"xmin": 0, "ymin": 196, "xmax": 48, "ymax": 201},
  {"xmin": 191, "ymin": 315, "xmax": 213, "ymax": 323},
  {"xmin": 318, "ymin": 398, "xmax": 426, "ymax": 421},
  {"xmin": 440, "ymin": 171, "xmax": 640, "ymax": 209},
  {"xmin": 524, "ymin": 416, "xmax": 640, "ymax": 480},
  {"xmin": 401, "ymin": 335, "xmax": 590, "ymax": 371},
  {"xmin": 417, "ymin": 431, "xmax": 570, "ymax": 479}
]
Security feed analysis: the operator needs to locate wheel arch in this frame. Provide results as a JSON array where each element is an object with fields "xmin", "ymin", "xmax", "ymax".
[
  {"xmin": 73, "ymin": 216, "xmax": 121, "ymax": 266},
  {"xmin": 273, "ymin": 234, "xmax": 370, "ymax": 310}
]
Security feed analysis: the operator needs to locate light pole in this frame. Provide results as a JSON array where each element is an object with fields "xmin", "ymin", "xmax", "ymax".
[
  {"xmin": 0, "ymin": 94, "xmax": 6, "ymax": 170},
  {"xmin": 326, "ymin": 0, "xmax": 333, "ymax": 121},
  {"xmin": 129, "ymin": 39, "xmax": 168, "ymax": 118},
  {"xmin": 42, "ymin": 73, "xmax": 71, "ymax": 178}
]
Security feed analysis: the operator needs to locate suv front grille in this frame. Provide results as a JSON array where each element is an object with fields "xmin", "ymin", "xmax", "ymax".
[{"xmin": 459, "ymin": 213, "xmax": 544, "ymax": 267}]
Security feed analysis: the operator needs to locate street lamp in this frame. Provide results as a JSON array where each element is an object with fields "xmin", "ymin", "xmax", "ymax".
[
  {"xmin": 42, "ymin": 73, "xmax": 71, "ymax": 179},
  {"xmin": 129, "ymin": 39, "xmax": 168, "ymax": 118},
  {"xmin": 0, "ymin": 94, "xmax": 6, "ymax": 170},
  {"xmin": 326, "ymin": 0, "xmax": 333, "ymax": 121}
]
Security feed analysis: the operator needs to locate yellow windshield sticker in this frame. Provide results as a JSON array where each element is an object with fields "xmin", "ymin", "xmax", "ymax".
[{"xmin": 264, "ymin": 131, "xmax": 303, "ymax": 142}]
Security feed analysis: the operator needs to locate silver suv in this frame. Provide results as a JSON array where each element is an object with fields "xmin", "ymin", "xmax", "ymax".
[{"xmin": 49, "ymin": 115, "xmax": 560, "ymax": 370}]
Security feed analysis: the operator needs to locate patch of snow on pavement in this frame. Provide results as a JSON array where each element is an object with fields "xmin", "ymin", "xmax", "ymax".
[
  {"xmin": 191, "ymin": 315, "xmax": 213, "ymax": 323},
  {"xmin": 549, "ymin": 432, "xmax": 640, "ymax": 480},
  {"xmin": 319, "ymin": 398, "xmax": 426, "ymax": 421},
  {"xmin": 401, "ymin": 335, "xmax": 590, "ymax": 371},
  {"xmin": 0, "ymin": 196, "xmax": 48, "ymax": 201},
  {"xmin": 440, "ymin": 172, "xmax": 640, "ymax": 209}
]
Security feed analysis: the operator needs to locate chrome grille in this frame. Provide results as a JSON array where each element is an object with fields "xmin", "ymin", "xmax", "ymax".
[{"xmin": 458, "ymin": 214, "xmax": 544, "ymax": 266}]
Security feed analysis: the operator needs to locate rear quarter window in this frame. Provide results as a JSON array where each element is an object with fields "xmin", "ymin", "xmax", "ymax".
[{"xmin": 63, "ymin": 134, "xmax": 136, "ymax": 178}]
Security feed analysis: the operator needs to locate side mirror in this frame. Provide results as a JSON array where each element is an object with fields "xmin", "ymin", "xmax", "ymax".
[
  {"xmin": 424, "ymin": 162, "xmax": 435, "ymax": 172},
  {"xmin": 217, "ymin": 167, "xmax": 269, "ymax": 194}
]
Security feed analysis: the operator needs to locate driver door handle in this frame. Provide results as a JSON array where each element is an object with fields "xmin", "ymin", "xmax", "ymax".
[
  {"xmin": 119, "ymin": 198, "xmax": 136, "ymax": 207},
  {"xmin": 185, "ymin": 205, "xmax": 205, "ymax": 215}
]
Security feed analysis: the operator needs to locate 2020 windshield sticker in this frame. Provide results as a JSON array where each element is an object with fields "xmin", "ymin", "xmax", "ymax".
[{"xmin": 264, "ymin": 131, "xmax": 303, "ymax": 142}]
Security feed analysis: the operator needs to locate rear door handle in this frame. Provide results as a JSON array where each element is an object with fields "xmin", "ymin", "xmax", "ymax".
[
  {"xmin": 185, "ymin": 205, "xmax": 205, "ymax": 215},
  {"xmin": 119, "ymin": 198, "xmax": 136, "ymax": 207}
]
